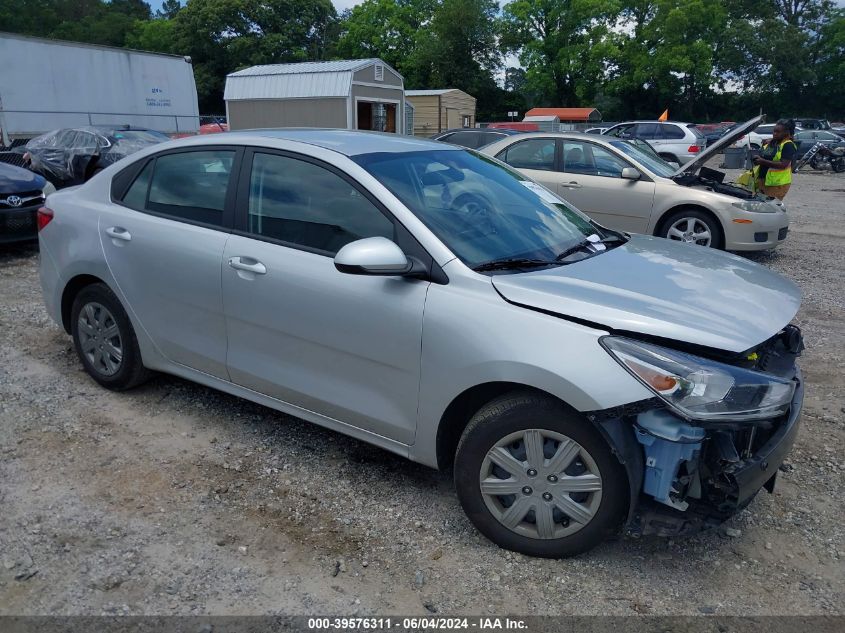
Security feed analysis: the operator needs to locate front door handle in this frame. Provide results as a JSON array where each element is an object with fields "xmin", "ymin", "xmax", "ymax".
[
  {"xmin": 228, "ymin": 256, "xmax": 266, "ymax": 275},
  {"xmin": 105, "ymin": 226, "xmax": 131, "ymax": 242},
  {"xmin": 562, "ymin": 181, "xmax": 582, "ymax": 189}
]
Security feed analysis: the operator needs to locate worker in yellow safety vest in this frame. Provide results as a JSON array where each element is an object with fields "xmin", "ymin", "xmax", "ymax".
[{"xmin": 753, "ymin": 119, "xmax": 798, "ymax": 200}]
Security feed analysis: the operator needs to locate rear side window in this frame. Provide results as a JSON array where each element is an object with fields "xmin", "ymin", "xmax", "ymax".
[
  {"xmin": 246, "ymin": 152, "xmax": 394, "ymax": 255},
  {"xmin": 147, "ymin": 151, "xmax": 234, "ymax": 225},
  {"xmin": 122, "ymin": 160, "xmax": 154, "ymax": 210},
  {"xmin": 498, "ymin": 138, "xmax": 556, "ymax": 171},
  {"xmin": 686, "ymin": 124, "xmax": 705, "ymax": 139},
  {"xmin": 119, "ymin": 150, "xmax": 234, "ymax": 226},
  {"xmin": 662, "ymin": 124, "xmax": 686, "ymax": 139}
]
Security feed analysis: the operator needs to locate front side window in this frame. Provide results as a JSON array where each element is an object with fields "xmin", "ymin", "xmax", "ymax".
[
  {"xmin": 146, "ymin": 150, "xmax": 234, "ymax": 225},
  {"xmin": 354, "ymin": 149, "xmax": 607, "ymax": 269},
  {"xmin": 247, "ymin": 152, "xmax": 394, "ymax": 255},
  {"xmin": 633, "ymin": 123, "xmax": 660, "ymax": 139},
  {"xmin": 497, "ymin": 138, "xmax": 556, "ymax": 171},
  {"xmin": 605, "ymin": 124, "xmax": 634, "ymax": 138}
]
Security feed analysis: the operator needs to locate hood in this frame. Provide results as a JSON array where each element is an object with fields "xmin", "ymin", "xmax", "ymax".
[
  {"xmin": 492, "ymin": 234, "xmax": 801, "ymax": 353},
  {"xmin": 672, "ymin": 115, "xmax": 764, "ymax": 178},
  {"xmin": 0, "ymin": 162, "xmax": 46, "ymax": 193}
]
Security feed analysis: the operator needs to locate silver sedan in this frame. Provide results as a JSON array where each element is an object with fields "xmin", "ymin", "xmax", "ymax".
[{"xmin": 38, "ymin": 130, "xmax": 804, "ymax": 557}]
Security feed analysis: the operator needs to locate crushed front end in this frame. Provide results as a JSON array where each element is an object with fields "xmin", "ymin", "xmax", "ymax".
[{"xmin": 591, "ymin": 325, "xmax": 805, "ymax": 537}]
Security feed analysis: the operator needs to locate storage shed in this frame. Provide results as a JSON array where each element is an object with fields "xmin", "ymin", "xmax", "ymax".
[
  {"xmin": 405, "ymin": 89, "xmax": 476, "ymax": 136},
  {"xmin": 224, "ymin": 59, "xmax": 406, "ymax": 134},
  {"xmin": 524, "ymin": 107, "xmax": 602, "ymax": 131}
]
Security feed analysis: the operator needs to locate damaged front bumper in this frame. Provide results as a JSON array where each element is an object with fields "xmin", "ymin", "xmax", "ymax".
[{"xmin": 589, "ymin": 368, "xmax": 804, "ymax": 539}]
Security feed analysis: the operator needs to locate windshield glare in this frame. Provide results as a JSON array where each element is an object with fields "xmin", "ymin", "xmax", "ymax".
[
  {"xmin": 354, "ymin": 149, "xmax": 604, "ymax": 269},
  {"xmin": 609, "ymin": 140, "xmax": 676, "ymax": 177}
]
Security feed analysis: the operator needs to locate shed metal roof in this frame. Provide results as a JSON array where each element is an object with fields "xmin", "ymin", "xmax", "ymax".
[
  {"xmin": 524, "ymin": 107, "xmax": 602, "ymax": 122},
  {"xmin": 225, "ymin": 58, "xmax": 403, "ymax": 101}
]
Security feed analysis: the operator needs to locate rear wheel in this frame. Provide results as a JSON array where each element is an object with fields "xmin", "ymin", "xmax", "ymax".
[
  {"xmin": 659, "ymin": 153, "xmax": 678, "ymax": 164},
  {"xmin": 71, "ymin": 283, "xmax": 151, "ymax": 390},
  {"xmin": 454, "ymin": 393, "xmax": 628, "ymax": 557},
  {"xmin": 660, "ymin": 208, "xmax": 723, "ymax": 249}
]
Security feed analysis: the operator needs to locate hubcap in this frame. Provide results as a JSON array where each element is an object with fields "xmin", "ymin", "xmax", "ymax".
[
  {"xmin": 479, "ymin": 429, "xmax": 603, "ymax": 540},
  {"xmin": 77, "ymin": 302, "xmax": 123, "ymax": 376},
  {"xmin": 667, "ymin": 217, "xmax": 712, "ymax": 247}
]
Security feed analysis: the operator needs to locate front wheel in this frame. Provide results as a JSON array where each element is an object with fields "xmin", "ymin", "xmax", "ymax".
[
  {"xmin": 454, "ymin": 393, "xmax": 628, "ymax": 557},
  {"xmin": 660, "ymin": 209, "xmax": 723, "ymax": 249}
]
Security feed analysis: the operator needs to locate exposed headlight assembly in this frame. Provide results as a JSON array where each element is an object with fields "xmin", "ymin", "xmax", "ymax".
[
  {"xmin": 602, "ymin": 337, "xmax": 795, "ymax": 423},
  {"xmin": 731, "ymin": 200, "xmax": 778, "ymax": 213}
]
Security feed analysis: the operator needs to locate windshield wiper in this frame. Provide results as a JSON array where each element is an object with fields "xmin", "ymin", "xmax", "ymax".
[
  {"xmin": 554, "ymin": 240, "xmax": 595, "ymax": 261},
  {"xmin": 473, "ymin": 257, "xmax": 557, "ymax": 272}
]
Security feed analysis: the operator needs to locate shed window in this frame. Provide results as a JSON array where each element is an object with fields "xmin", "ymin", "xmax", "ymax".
[{"xmin": 374, "ymin": 64, "xmax": 384, "ymax": 81}]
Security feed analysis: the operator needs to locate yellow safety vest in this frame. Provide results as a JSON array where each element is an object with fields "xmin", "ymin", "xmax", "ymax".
[{"xmin": 762, "ymin": 139, "xmax": 796, "ymax": 187}]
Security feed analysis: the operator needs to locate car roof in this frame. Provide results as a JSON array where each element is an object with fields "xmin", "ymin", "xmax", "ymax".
[
  {"xmin": 609, "ymin": 120, "xmax": 694, "ymax": 126},
  {"xmin": 437, "ymin": 128, "xmax": 520, "ymax": 136},
  {"xmin": 234, "ymin": 128, "xmax": 457, "ymax": 156}
]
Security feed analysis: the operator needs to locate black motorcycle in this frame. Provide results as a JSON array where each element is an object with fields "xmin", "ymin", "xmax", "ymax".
[{"xmin": 794, "ymin": 142, "xmax": 845, "ymax": 172}]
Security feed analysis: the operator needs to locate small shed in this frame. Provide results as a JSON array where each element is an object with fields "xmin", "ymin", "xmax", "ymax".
[
  {"xmin": 224, "ymin": 59, "xmax": 406, "ymax": 133},
  {"xmin": 524, "ymin": 107, "xmax": 601, "ymax": 130},
  {"xmin": 522, "ymin": 115, "xmax": 560, "ymax": 133},
  {"xmin": 405, "ymin": 89, "xmax": 477, "ymax": 136}
]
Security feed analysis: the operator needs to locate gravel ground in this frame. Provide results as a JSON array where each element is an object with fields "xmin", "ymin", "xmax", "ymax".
[{"xmin": 0, "ymin": 165, "xmax": 843, "ymax": 617}]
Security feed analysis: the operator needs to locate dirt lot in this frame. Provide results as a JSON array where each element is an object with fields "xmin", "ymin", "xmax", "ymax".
[{"xmin": 1, "ymin": 166, "xmax": 843, "ymax": 617}]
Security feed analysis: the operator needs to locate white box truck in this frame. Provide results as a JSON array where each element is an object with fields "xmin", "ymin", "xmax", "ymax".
[{"xmin": 0, "ymin": 32, "xmax": 200, "ymax": 146}]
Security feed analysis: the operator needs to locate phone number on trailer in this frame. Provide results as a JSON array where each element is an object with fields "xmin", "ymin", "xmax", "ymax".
[{"xmin": 308, "ymin": 618, "xmax": 477, "ymax": 630}]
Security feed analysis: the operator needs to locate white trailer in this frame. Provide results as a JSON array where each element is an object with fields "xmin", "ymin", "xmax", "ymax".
[{"xmin": 0, "ymin": 32, "xmax": 200, "ymax": 145}]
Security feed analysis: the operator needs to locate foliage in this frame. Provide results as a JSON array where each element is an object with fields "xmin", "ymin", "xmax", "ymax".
[{"xmin": 0, "ymin": 0, "xmax": 842, "ymax": 121}]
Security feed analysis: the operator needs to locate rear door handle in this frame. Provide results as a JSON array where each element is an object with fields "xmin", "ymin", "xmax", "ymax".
[
  {"xmin": 228, "ymin": 257, "xmax": 266, "ymax": 275},
  {"xmin": 562, "ymin": 181, "xmax": 582, "ymax": 189},
  {"xmin": 105, "ymin": 226, "xmax": 131, "ymax": 242}
]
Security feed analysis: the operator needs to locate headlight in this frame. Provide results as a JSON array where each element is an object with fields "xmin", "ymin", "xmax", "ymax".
[
  {"xmin": 731, "ymin": 200, "xmax": 777, "ymax": 213},
  {"xmin": 601, "ymin": 337, "xmax": 795, "ymax": 422}
]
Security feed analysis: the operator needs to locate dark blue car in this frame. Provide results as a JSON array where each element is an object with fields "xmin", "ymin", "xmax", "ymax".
[{"xmin": 0, "ymin": 161, "xmax": 52, "ymax": 244}]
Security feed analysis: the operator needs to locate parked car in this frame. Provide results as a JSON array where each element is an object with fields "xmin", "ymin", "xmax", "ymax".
[
  {"xmin": 0, "ymin": 161, "xmax": 54, "ymax": 243},
  {"xmin": 486, "ymin": 122, "xmax": 540, "ymax": 132},
  {"xmin": 21, "ymin": 126, "xmax": 169, "ymax": 188},
  {"xmin": 481, "ymin": 116, "xmax": 788, "ymax": 251},
  {"xmin": 793, "ymin": 129, "xmax": 845, "ymax": 158},
  {"xmin": 431, "ymin": 128, "xmax": 523, "ymax": 149},
  {"xmin": 753, "ymin": 123, "xmax": 777, "ymax": 144},
  {"xmin": 584, "ymin": 127, "xmax": 610, "ymax": 135},
  {"xmin": 791, "ymin": 118, "xmax": 832, "ymax": 131},
  {"xmin": 700, "ymin": 124, "xmax": 733, "ymax": 147},
  {"xmin": 603, "ymin": 121, "xmax": 707, "ymax": 164},
  {"xmin": 39, "ymin": 129, "xmax": 804, "ymax": 557}
]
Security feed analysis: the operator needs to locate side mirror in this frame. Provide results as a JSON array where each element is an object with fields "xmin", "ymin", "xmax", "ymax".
[
  {"xmin": 621, "ymin": 167, "xmax": 641, "ymax": 180},
  {"xmin": 334, "ymin": 237, "xmax": 413, "ymax": 276}
]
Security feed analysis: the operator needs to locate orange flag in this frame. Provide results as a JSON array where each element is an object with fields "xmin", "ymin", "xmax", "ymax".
[{"xmin": 658, "ymin": 109, "xmax": 669, "ymax": 121}]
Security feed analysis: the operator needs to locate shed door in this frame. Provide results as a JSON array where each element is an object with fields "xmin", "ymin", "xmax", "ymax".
[{"xmin": 447, "ymin": 108, "xmax": 461, "ymax": 129}]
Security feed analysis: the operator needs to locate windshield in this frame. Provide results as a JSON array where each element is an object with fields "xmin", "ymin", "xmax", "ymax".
[
  {"xmin": 609, "ymin": 140, "xmax": 676, "ymax": 177},
  {"xmin": 353, "ymin": 149, "xmax": 608, "ymax": 269}
]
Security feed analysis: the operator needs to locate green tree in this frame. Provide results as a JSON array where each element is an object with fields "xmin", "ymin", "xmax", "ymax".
[
  {"xmin": 173, "ymin": 0, "xmax": 337, "ymax": 110},
  {"xmin": 500, "ymin": 0, "xmax": 619, "ymax": 108}
]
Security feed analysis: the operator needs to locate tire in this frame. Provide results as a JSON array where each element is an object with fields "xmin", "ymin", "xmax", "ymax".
[
  {"xmin": 750, "ymin": 144, "xmax": 760, "ymax": 150},
  {"xmin": 659, "ymin": 208, "xmax": 723, "ymax": 249},
  {"xmin": 70, "ymin": 283, "xmax": 152, "ymax": 391},
  {"xmin": 454, "ymin": 392, "xmax": 628, "ymax": 558},
  {"xmin": 658, "ymin": 153, "xmax": 678, "ymax": 164}
]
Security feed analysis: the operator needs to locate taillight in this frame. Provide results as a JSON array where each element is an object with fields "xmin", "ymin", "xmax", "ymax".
[
  {"xmin": 688, "ymin": 145, "xmax": 700, "ymax": 153},
  {"xmin": 37, "ymin": 207, "xmax": 54, "ymax": 231}
]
